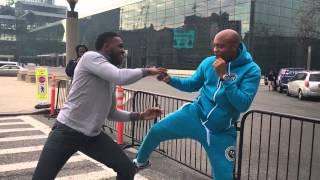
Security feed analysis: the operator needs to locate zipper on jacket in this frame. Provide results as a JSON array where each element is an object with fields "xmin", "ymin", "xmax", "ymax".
[{"xmin": 202, "ymin": 62, "xmax": 232, "ymax": 146}]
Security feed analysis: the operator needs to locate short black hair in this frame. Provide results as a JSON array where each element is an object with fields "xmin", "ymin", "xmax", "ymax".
[
  {"xmin": 95, "ymin": 32, "xmax": 120, "ymax": 51},
  {"xmin": 75, "ymin": 44, "xmax": 88, "ymax": 53}
]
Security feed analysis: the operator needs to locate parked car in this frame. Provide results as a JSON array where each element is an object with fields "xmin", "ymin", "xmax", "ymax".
[
  {"xmin": 287, "ymin": 71, "xmax": 320, "ymax": 100},
  {"xmin": 0, "ymin": 65, "xmax": 24, "ymax": 76},
  {"xmin": 274, "ymin": 68, "xmax": 304, "ymax": 93},
  {"xmin": 0, "ymin": 61, "xmax": 18, "ymax": 67}
]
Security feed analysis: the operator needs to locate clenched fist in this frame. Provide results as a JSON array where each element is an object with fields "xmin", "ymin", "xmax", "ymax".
[
  {"xmin": 213, "ymin": 57, "xmax": 227, "ymax": 78},
  {"xmin": 156, "ymin": 72, "xmax": 171, "ymax": 83}
]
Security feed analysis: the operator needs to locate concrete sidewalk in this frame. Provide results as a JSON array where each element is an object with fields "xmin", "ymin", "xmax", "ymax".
[{"xmin": 0, "ymin": 77, "xmax": 39, "ymax": 113}]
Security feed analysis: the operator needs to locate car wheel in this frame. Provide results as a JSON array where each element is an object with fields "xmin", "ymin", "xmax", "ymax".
[
  {"xmin": 287, "ymin": 89, "xmax": 291, "ymax": 96},
  {"xmin": 298, "ymin": 89, "xmax": 304, "ymax": 100},
  {"xmin": 273, "ymin": 85, "xmax": 277, "ymax": 91},
  {"xmin": 279, "ymin": 87, "xmax": 283, "ymax": 93}
]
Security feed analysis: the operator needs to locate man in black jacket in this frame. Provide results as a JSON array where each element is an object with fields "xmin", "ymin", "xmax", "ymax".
[{"xmin": 65, "ymin": 44, "xmax": 88, "ymax": 78}]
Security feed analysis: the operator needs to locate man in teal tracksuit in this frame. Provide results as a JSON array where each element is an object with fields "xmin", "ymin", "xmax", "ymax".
[{"xmin": 133, "ymin": 29, "xmax": 261, "ymax": 180}]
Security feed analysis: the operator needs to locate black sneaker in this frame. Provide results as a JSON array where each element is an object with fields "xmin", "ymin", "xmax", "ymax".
[{"xmin": 133, "ymin": 159, "xmax": 151, "ymax": 171}]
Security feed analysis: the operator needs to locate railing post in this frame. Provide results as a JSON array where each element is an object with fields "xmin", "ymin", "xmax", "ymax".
[
  {"xmin": 50, "ymin": 75, "xmax": 56, "ymax": 117},
  {"xmin": 117, "ymin": 86, "xmax": 124, "ymax": 144},
  {"xmin": 55, "ymin": 80, "xmax": 61, "ymax": 111}
]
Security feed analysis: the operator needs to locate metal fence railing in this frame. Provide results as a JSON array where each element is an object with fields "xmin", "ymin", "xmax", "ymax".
[
  {"xmin": 237, "ymin": 110, "xmax": 320, "ymax": 180},
  {"xmin": 104, "ymin": 90, "xmax": 213, "ymax": 177},
  {"xmin": 55, "ymin": 80, "xmax": 71, "ymax": 112},
  {"xmin": 55, "ymin": 80, "xmax": 320, "ymax": 179}
]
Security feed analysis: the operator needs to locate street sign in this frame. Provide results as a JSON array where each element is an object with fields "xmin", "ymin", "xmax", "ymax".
[
  {"xmin": 35, "ymin": 68, "xmax": 49, "ymax": 103},
  {"xmin": 173, "ymin": 29, "xmax": 195, "ymax": 49}
]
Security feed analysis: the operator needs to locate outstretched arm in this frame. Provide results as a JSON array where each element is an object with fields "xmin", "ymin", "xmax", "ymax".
[
  {"xmin": 108, "ymin": 93, "xmax": 162, "ymax": 121},
  {"xmin": 157, "ymin": 62, "xmax": 205, "ymax": 92},
  {"xmin": 84, "ymin": 55, "xmax": 166, "ymax": 85}
]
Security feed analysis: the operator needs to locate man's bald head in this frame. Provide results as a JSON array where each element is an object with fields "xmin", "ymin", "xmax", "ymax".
[
  {"xmin": 213, "ymin": 29, "xmax": 241, "ymax": 61},
  {"xmin": 215, "ymin": 29, "xmax": 240, "ymax": 48}
]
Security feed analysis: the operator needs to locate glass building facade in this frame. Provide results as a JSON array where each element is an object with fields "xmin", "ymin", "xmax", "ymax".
[
  {"xmin": 252, "ymin": 0, "xmax": 320, "ymax": 72},
  {"xmin": 119, "ymin": 0, "xmax": 249, "ymax": 69},
  {"xmin": 0, "ymin": 0, "xmax": 66, "ymax": 60},
  {"xmin": 0, "ymin": 0, "xmax": 55, "ymax": 6},
  {"xmin": 21, "ymin": 0, "xmax": 320, "ymax": 72},
  {"xmin": 0, "ymin": 15, "xmax": 16, "ymax": 60},
  {"xmin": 26, "ymin": 8, "xmax": 120, "ymax": 57}
]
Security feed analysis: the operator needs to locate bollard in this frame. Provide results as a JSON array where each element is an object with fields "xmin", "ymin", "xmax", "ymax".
[
  {"xmin": 117, "ymin": 86, "xmax": 124, "ymax": 144},
  {"xmin": 50, "ymin": 75, "xmax": 56, "ymax": 116}
]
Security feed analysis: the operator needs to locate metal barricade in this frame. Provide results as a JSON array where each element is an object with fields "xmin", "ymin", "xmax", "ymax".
[
  {"xmin": 105, "ymin": 89, "xmax": 213, "ymax": 178},
  {"xmin": 237, "ymin": 110, "xmax": 320, "ymax": 180},
  {"xmin": 55, "ymin": 80, "xmax": 71, "ymax": 113},
  {"xmin": 103, "ymin": 89, "xmax": 136, "ymax": 135},
  {"xmin": 54, "ymin": 83, "xmax": 320, "ymax": 180}
]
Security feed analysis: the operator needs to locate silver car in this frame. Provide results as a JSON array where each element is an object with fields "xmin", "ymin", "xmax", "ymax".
[
  {"xmin": 0, "ymin": 65, "xmax": 25, "ymax": 76},
  {"xmin": 287, "ymin": 71, "xmax": 320, "ymax": 100}
]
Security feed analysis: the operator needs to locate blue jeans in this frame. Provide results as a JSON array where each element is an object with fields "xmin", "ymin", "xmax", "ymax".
[{"xmin": 33, "ymin": 121, "xmax": 136, "ymax": 180}]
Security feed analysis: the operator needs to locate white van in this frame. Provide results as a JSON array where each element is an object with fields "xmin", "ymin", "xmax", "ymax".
[{"xmin": 0, "ymin": 61, "xmax": 18, "ymax": 67}]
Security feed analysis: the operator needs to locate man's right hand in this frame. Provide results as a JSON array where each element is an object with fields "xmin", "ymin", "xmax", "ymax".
[{"xmin": 145, "ymin": 67, "xmax": 167, "ymax": 76}]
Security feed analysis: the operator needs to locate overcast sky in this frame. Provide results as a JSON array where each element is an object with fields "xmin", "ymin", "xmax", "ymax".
[{"xmin": 55, "ymin": 0, "xmax": 126, "ymax": 17}]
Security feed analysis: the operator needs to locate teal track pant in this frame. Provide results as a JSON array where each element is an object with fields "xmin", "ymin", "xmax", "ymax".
[{"xmin": 136, "ymin": 103, "xmax": 236, "ymax": 180}]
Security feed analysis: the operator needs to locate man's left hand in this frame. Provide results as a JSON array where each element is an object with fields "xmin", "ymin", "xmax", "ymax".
[
  {"xmin": 140, "ymin": 108, "xmax": 163, "ymax": 120},
  {"xmin": 213, "ymin": 57, "xmax": 227, "ymax": 78}
]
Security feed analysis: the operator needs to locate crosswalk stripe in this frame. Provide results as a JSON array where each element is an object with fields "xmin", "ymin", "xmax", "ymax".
[
  {"xmin": 57, "ymin": 170, "xmax": 115, "ymax": 180},
  {"xmin": 0, "ymin": 128, "xmax": 36, "ymax": 133},
  {"xmin": 19, "ymin": 116, "xmax": 51, "ymax": 134},
  {"xmin": 0, "ymin": 117, "xmax": 21, "ymax": 121},
  {"xmin": 1, "ymin": 116, "xmax": 149, "ymax": 179},
  {"xmin": 135, "ymin": 174, "xmax": 149, "ymax": 180},
  {"xmin": 57, "ymin": 170, "xmax": 149, "ymax": 180},
  {"xmin": 0, "ymin": 135, "xmax": 47, "ymax": 142},
  {"xmin": 0, "ymin": 122, "xmax": 28, "ymax": 126},
  {"xmin": 0, "ymin": 155, "xmax": 85, "ymax": 173},
  {"xmin": 0, "ymin": 145, "xmax": 43, "ymax": 155}
]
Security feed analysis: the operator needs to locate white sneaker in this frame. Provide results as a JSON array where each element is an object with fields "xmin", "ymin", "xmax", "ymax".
[{"xmin": 133, "ymin": 159, "xmax": 151, "ymax": 171}]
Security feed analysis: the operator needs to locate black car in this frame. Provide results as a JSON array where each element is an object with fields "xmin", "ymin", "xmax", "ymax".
[{"xmin": 274, "ymin": 68, "xmax": 304, "ymax": 93}]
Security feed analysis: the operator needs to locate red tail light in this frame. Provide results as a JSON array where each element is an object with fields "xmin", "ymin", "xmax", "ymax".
[{"xmin": 305, "ymin": 81, "xmax": 309, "ymax": 88}]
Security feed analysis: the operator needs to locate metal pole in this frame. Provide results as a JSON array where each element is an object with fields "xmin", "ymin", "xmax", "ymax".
[
  {"xmin": 248, "ymin": 0, "xmax": 256, "ymax": 53},
  {"xmin": 66, "ymin": 11, "xmax": 79, "ymax": 65},
  {"xmin": 307, "ymin": 45, "xmax": 311, "ymax": 71}
]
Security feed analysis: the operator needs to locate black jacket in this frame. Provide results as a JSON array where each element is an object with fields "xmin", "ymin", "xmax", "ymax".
[{"xmin": 65, "ymin": 60, "xmax": 78, "ymax": 78}]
